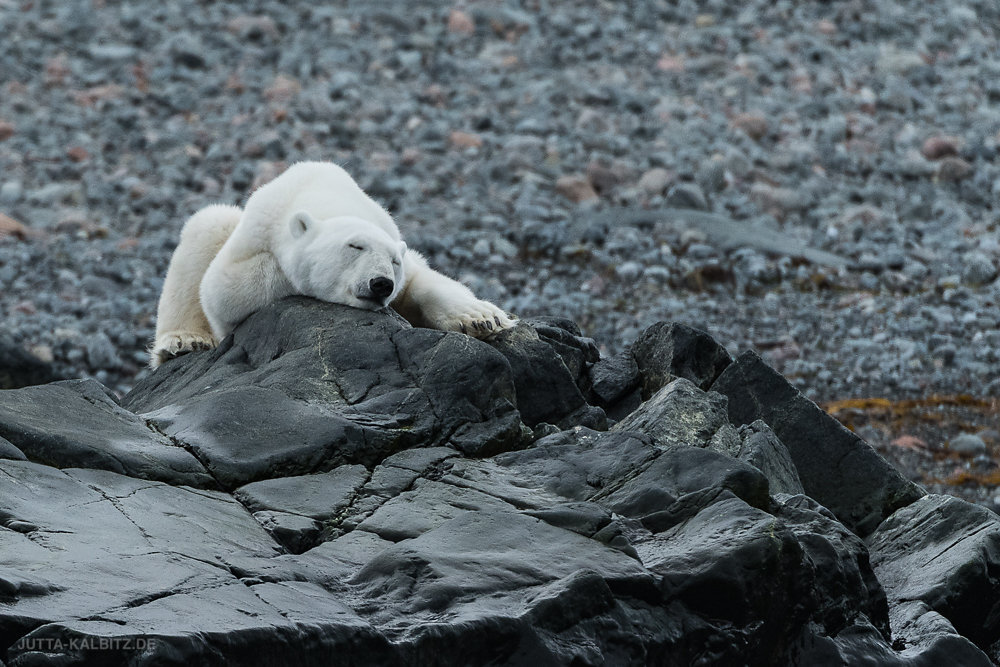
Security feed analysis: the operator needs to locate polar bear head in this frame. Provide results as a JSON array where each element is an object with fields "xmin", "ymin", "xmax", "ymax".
[{"xmin": 281, "ymin": 211, "xmax": 407, "ymax": 310}]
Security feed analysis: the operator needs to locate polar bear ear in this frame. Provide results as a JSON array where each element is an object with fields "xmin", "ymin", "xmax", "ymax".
[
  {"xmin": 289, "ymin": 211, "xmax": 315, "ymax": 239},
  {"xmin": 398, "ymin": 241, "xmax": 407, "ymax": 256}
]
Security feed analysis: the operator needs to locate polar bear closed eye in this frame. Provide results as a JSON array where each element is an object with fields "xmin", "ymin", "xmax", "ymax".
[
  {"xmin": 277, "ymin": 212, "xmax": 406, "ymax": 311},
  {"xmin": 150, "ymin": 161, "xmax": 516, "ymax": 368}
]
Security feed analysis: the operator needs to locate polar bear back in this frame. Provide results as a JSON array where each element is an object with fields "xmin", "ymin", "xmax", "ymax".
[{"xmin": 242, "ymin": 162, "xmax": 399, "ymax": 249}]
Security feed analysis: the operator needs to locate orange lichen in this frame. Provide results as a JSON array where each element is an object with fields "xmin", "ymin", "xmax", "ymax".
[
  {"xmin": 821, "ymin": 395, "xmax": 1000, "ymax": 433},
  {"xmin": 929, "ymin": 469, "xmax": 1000, "ymax": 487}
]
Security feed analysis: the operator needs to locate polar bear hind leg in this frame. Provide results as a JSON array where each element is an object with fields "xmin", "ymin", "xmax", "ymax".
[{"xmin": 150, "ymin": 204, "xmax": 243, "ymax": 368}]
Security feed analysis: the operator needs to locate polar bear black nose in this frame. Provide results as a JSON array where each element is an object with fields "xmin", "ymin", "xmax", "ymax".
[{"xmin": 369, "ymin": 277, "xmax": 394, "ymax": 299}]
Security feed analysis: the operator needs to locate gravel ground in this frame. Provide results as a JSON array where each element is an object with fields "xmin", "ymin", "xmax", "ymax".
[{"xmin": 2, "ymin": 1, "xmax": 1000, "ymax": 506}]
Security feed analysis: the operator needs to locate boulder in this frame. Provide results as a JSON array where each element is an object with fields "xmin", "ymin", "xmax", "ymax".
[
  {"xmin": 0, "ymin": 334, "xmax": 55, "ymax": 390},
  {"xmin": 585, "ymin": 350, "xmax": 641, "ymax": 420},
  {"xmin": 486, "ymin": 318, "xmax": 606, "ymax": 430},
  {"xmin": 868, "ymin": 494, "xmax": 1000, "ymax": 658},
  {"xmin": 629, "ymin": 321, "xmax": 732, "ymax": 398},
  {"xmin": 611, "ymin": 377, "xmax": 741, "ymax": 454},
  {"xmin": 0, "ymin": 303, "xmax": 983, "ymax": 665},
  {"xmin": 712, "ymin": 350, "xmax": 924, "ymax": 536},
  {"xmin": 122, "ymin": 297, "xmax": 530, "ymax": 487},
  {"xmin": 0, "ymin": 378, "xmax": 213, "ymax": 488}
]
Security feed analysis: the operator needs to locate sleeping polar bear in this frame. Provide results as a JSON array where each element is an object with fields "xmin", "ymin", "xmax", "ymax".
[{"xmin": 150, "ymin": 161, "xmax": 515, "ymax": 368}]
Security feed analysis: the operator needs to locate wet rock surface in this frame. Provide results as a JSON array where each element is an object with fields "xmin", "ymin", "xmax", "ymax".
[
  {"xmin": 3, "ymin": 0, "xmax": 1000, "ymax": 513},
  {"xmin": 1, "ymin": 300, "xmax": 997, "ymax": 665}
]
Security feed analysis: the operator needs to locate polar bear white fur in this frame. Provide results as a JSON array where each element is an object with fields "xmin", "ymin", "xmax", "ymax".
[{"xmin": 150, "ymin": 161, "xmax": 515, "ymax": 367}]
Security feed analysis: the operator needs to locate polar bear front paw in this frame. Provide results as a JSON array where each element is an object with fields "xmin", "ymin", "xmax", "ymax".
[
  {"xmin": 149, "ymin": 331, "xmax": 218, "ymax": 368},
  {"xmin": 429, "ymin": 298, "xmax": 516, "ymax": 339}
]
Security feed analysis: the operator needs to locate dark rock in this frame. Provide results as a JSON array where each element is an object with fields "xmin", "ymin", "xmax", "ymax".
[
  {"xmin": 772, "ymin": 492, "xmax": 888, "ymax": 635},
  {"xmin": 0, "ymin": 379, "xmax": 214, "ymax": 488},
  {"xmin": 598, "ymin": 446, "xmax": 771, "ymax": 532},
  {"xmin": 665, "ymin": 182, "xmax": 709, "ymax": 210},
  {"xmin": 235, "ymin": 465, "xmax": 370, "ymax": 519},
  {"xmin": 0, "ymin": 309, "xmax": 985, "ymax": 665},
  {"xmin": 736, "ymin": 420, "xmax": 805, "ymax": 495},
  {"xmin": 253, "ymin": 511, "xmax": 323, "ymax": 554},
  {"xmin": 868, "ymin": 494, "xmax": 1000, "ymax": 654},
  {"xmin": 0, "ymin": 335, "xmax": 55, "ymax": 389},
  {"xmin": 123, "ymin": 298, "xmax": 529, "ymax": 487},
  {"xmin": 518, "ymin": 316, "xmax": 600, "ymax": 393},
  {"xmin": 633, "ymin": 494, "xmax": 887, "ymax": 664},
  {"xmin": 0, "ymin": 459, "xmax": 282, "ymax": 654},
  {"xmin": 712, "ymin": 350, "xmax": 925, "ymax": 536},
  {"xmin": 486, "ymin": 320, "xmax": 606, "ymax": 430},
  {"xmin": 585, "ymin": 350, "xmax": 641, "ymax": 420},
  {"xmin": 612, "ymin": 378, "xmax": 741, "ymax": 453},
  {"xmin": 348, "ymin": 510, "xmax": 660, "ymax": 664},
  {"xmin": 630, "ymin": 321, "xmax": 732, "ymax": 398},
  {"xmin": 356, "ymin": 478, "xmax": 516, "ymax": 541},
  {"xmin": 445, "ymin": 428, "xmax": 660, "ymax": 507},
  {"xmin": 0, "ymin": 435, "xmax": 26, "ymax": 460}
]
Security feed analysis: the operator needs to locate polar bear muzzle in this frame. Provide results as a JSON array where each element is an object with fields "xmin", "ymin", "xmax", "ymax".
[{"xmin": 369, "ymin": 277, "xmax": 394, "ymax": 299}]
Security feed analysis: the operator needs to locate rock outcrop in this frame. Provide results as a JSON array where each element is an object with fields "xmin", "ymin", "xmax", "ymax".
[{"xmin": 0, "ymin": 298, "xmax": 996, "ymax": 666}]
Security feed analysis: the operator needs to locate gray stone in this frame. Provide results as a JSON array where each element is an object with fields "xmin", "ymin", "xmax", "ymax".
[
  {"xmin": 736, "ymin": 420, "xmax": 805, "ymax": 495},
  {"xmin": 665, "ymin": 182, "xmax": 708, "ymax": 210},
  {"xmin": 84, "ymin": 331, "xmax": 121, "ymax": 370},
  {"xmin": 612, "ymin": 377, "xmax": 741, "ymax": 454},
  {"xmin": 0, "ymin": 379, "xmax": 213, "ymax": 488},
  {"xmin": 947, "ymin": 433, "xmax": 987, "ymax": 456},
  {"xmin": 123, "ymin": 298, "xmax": 528, "ymax": 487},
  {"xmin": 630, "ymin": 321, "xmax": 732, "ymax": 398},
  {"xmin": 0, "ymin": 181, "xmax": 22, "ymax": 204},
  {"xmin": 868, "ymin": 494, "xmax": 1000, "ymax": 654},
  {"xmin": 637, "ymin": 167, "xmax": 673, "ymax": 195},
  {"xmin": 87, "ymin": 44, "xmax": 137, "ymax": 61},
  {"xmin": 712, "ymin": 351, "xmax": 924, "ymax": 536},
  {"xmin": 235, "ymin": 465, "xmax": 370, "ymax": 520},
  {"xmin": 961, "ymin": 251, "xmax": 997, "ymax": 286}
]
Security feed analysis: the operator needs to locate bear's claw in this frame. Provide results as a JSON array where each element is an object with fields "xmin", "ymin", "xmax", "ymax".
[{"xmin": 150, "ymin": 331, "xmax": 218, "ymax": 368}]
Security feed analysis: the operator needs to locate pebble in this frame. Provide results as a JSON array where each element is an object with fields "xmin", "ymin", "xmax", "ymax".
[
  {"xmin": 0, "ymin": 0, "xmax": 995, "ymax": 417},
  {"xmin": 0, "ymin": 181, "xmax": 23, "ymax": 204},
  {"xmin": 937, "ymin": 157, "xmax": 974, "ymax": 182},
  {"xmin": 731, "ymin": 113, "xmax": 769, "ymax": 141},
  {"xmin": 948, "ymin": 433, "xmax": 988, "ymax": 457},
  {"xmin": 447, "ymin": 9, "xmax": 476, "ymax": 35},
  {"xmin": 697, "ymin": 158, "xmax": 726, "ymax": 193},
  {"xmin": 637, "ymin": 168, "xmax": 673, "ymax": 195},
  {"xmin": 472, "ymin": 239, "xmax": 491, "ymax": 258},
  {"xmin": 555, "ymin": 174, "xmax": 599, "ymax": 203},
  {"xmin": 85, "ymin": 332, "xmax": 121, "ymax": 371},
  {"xmin": 449, "ymin": 131, "xmax": 483, "ymax": 150},
  {"xmin": 961, "ymin": 252, "xmax": 997, "ymax": 286},
  {"xmin": 666, "ymin": 183, "xmax": 708, "ymax": 210},
  {"xmin": 921, "ymin": 136, "xmax": 960, "ymax": 160}
]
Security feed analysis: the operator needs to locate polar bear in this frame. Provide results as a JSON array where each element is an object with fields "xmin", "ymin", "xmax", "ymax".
[{"xmin": 150, "ymin": 161, "xmax": 515, "ymax": 368}]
